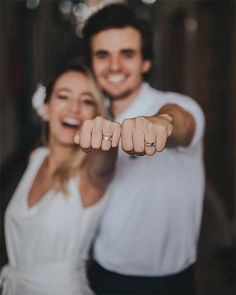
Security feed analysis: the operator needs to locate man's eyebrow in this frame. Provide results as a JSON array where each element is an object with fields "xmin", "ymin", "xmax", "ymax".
[
  {"xmin": 94, "ymin": 48, "xmax": 136, "ymax": 54},
  {"xmin": 94, "ymin": 49, "xmax": 108, "ymax": 54},
  {"xmin": 121, "ymin": 49, "xmax": 136, "ymax": 53}
]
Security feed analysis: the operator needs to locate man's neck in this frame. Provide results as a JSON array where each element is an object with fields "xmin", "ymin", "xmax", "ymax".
[
  {"xmin": 111, "ymin": 96, "xmax": 136, "ymax": 117},
  {"xmin": 110, "ymin": 84, "xmax": 143, "ymax": 117}
]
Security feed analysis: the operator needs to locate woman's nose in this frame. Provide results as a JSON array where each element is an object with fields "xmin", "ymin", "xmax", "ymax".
[{"xmin": 68, "ymin": 99, "xmax": 80, "ymax": 113}]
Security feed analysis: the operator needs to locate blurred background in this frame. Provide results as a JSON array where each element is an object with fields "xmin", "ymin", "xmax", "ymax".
[{"xmin": 0, "ymin": 0, "xmax": 235, "ymax": 294}]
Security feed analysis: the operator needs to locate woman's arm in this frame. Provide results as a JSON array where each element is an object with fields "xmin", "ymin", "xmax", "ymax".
[
  {"xmin": 86, "ymin": 147, "xmax": 118, "ymax": 190},
  {"xmin": 75, "ymin": 116, "xmax": 120, "ymax": 190}
]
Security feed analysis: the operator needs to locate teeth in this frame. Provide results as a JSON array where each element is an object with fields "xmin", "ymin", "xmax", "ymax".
[
  {"xmin": 63, "ymin": 118, "xmax": 79, "ymax": 126},
  {"xmin": 107, "ymin": 74, "xmax": 125, "ymax": 83}
]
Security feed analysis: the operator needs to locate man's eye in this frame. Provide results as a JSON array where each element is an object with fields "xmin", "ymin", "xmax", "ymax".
[
  {"xmin": 95, "ymin": 52, "xmax": 108, "ymax": 59},
  {"xmin": 123, "ymin": 51, "xmax": 135, "ymax": 58}
]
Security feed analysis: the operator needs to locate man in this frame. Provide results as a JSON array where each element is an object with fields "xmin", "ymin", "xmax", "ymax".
[{"xmin": 83, "ymin": 4, "xmax": 205, "ymax": 294}]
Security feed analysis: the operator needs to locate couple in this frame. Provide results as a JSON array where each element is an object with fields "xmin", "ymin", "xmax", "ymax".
[{"xmin": 1, "ymin": 4, "xmax": 205, "ymax": 295}]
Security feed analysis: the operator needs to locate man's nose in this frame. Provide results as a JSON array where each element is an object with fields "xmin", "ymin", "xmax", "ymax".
[{"xmin": 109, "ymin": 56, "xmax": 121, "ymax": 71}]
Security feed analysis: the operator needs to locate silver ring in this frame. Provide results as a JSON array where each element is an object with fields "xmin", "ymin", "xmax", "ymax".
[
  {"xmin": 145, "ymin": 141, "xmax": 155, "ymax": 148},
  {"xmin": 103, "ymin": 134, "xmax": 112, "ymax": 142}
]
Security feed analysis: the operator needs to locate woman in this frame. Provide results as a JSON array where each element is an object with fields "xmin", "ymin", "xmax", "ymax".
[{"xmin": 0, "ymin": 62, "xmax": 120, "ymax": 294}]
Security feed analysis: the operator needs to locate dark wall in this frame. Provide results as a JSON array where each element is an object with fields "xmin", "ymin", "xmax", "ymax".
[{"xmin": 0, "ymin": 0, "xmax": 235, "ymax": 293}]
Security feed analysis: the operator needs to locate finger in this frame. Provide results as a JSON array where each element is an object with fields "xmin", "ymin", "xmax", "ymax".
[
  {"xmin": 121, "ymin": 119, "xmax": 134, "ymax": 153},
  {"xmin": 132, "ymin": 117, "xmax": 145, "ymax": 154},
  {"xmin": 74, "ymin": 131, "xmax": 80, "ymax": 145},
  {"xmin": 111, "ymin": 122, "xmax": 121, "ymax": 148},
  {"xmin": 91, "ymin": 116, "xmax": 103, "ymax": 149},
  {"xmin": 80, "ymin": 120, "xmax": 93, "ymax": 151},
  {"xmin": 155, "ymin": 124, "xmax": 168, "ymax": 152},
  {"xmin": 167, "ymin": 124, "xmax": 173, "ymax": 137},
  {"xmin": 101, "ymin": 120, "xmax": 113, "ymax": 151},
  {"xmin": 144, "ymin": 121, "xmax": 156, "ymax": 156},
  {"xmin": 159, "ymin": 114, "xmax": 173, "ymax": 137}
]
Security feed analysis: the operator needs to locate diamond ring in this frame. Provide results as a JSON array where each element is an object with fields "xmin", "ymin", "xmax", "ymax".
[{"xmin": 103, "ymin": 134, "xmax": 112, "ymax": 142}]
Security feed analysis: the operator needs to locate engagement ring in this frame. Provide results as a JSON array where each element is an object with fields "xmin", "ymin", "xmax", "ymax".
[{"xmin": 103, "ymin": 134, "xmax": 112, "ymax": 142}]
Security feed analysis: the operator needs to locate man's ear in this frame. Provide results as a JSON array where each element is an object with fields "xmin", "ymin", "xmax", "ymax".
[
  {"xmin": 42, "ymin": 103, "xmax": 50, "ymax": 121},
  {"xmin": 142, "ymin": 60, "xmax": 151, "ymax": 74}
]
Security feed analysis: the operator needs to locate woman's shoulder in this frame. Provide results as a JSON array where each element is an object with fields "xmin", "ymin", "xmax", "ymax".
[{"xmin": 28, "ymin": 146, "xmax": 49, "ymax": 163}]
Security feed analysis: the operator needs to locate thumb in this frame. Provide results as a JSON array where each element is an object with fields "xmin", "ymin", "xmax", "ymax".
[{"xmin": 74, "ymin": 131, "xmax": 80, "ymax": 145}]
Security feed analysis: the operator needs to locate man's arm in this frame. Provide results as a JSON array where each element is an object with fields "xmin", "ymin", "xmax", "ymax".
[
  {"xmin": 158, "ymin": 103, "xmax": 195, "ymax": 147},
  {"xmin": 121, "ymin": 103, "xmax": 195, "ymax": 156}
]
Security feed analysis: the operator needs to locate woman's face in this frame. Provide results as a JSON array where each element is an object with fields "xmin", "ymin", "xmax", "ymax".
[{"xmin": 44, "ymin": 70, "xmax": 98, "ymax": 147}]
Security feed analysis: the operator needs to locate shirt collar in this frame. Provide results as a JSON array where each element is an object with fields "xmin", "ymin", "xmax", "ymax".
[{"xmin": 115, "ymin": 82, "xmax": 153, "ymax": 123}]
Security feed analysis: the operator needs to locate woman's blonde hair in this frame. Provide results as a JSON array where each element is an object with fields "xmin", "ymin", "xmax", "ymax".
[{"xmin": 42, "ymin": 62, "xmax": 106, "ymax": 194}]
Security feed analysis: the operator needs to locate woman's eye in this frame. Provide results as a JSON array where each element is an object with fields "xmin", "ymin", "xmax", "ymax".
[
  {"xmin": 81, "ymin": 99, "xmax": 96, "ymax": 106},
  {"xmin": 57, "ymin": 94, "xmax": 68, "ymax": 100}
]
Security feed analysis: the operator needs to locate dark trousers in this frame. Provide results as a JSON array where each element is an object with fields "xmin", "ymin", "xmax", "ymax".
[{"xmin": 87, "ymin": 259, "xmax": 196, "ymax": 295}]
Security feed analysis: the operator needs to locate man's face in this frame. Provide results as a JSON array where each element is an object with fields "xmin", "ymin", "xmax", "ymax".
[{"xmin": 91, "ymin": 27, "xmax": 151, "ymax": 102}]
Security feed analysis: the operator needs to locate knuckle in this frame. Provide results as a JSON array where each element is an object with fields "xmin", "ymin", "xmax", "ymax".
[
  {"xmin": 103, "ymin": 118, "xmax": 110, "ymax": 126},
  {"xmin": 114, "ymin": 121, "xmax": 121, "ymax": 128},
  {"xmin": 147, "ymin": 121, "xmax": 154, "ymax": 131},
  {"xmin": 135, "ymin": 116, "xmax": 145, "ymax": 127},
  {"xmin": 122, "ymin": 118, "xmax": 133, "ymax": 128},
  {"xmin": 82, "ymin": 120, "xmax": 90, "ymax": 129},
  {"xmin": 122, "ymin": 119, "xmax": 128, "ymax": 128},
  {"xmin": 114, "ymin": 123, "xmax": 121, "ymax": 133},
  {"xmin": 80, "ymin": 125, "xmax": 86, "ymax": 136},
  {"xmin": 95, "ymin": 116, "xmax": 103, "ymax": 125},
  {"xmin": 137, "ymin": 116, "xmax": 146, "ymax": 123},
  {"xmin": 83, "ymin": 119, "xmax": 93, "ymax": 131},
  {"xmin": 95, "ymin": 115, "xmax": 102, "ymax": 121},
  {"xmin": 156, "ymin": 123, "xmax": 166, "ymax": 133}
]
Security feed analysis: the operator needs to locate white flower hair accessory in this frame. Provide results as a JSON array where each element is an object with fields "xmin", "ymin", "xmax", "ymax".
[{"xmin": 32, "ymin": 83, "xmax": 46, "ymax": 117}]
